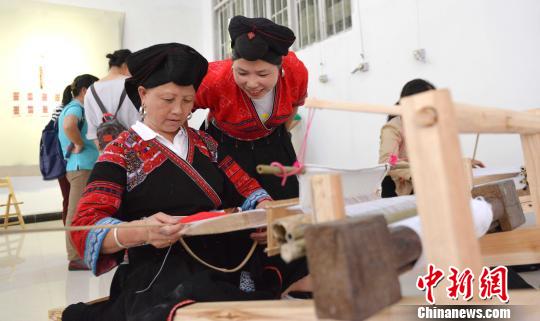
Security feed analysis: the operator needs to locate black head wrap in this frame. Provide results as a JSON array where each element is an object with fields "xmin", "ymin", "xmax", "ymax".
[
  {"xmin": 229, "ymin": 16, "xmax": 295, "ymax": 65},
  {"xmin": 125, "ymin": 43, "xmax": 208, "ymax": 107}
]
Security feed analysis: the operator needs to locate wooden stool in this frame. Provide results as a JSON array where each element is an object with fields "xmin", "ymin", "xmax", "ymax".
[{"xmin": 0, "ymin": 177, "xmax": 25, "ymax": 229}]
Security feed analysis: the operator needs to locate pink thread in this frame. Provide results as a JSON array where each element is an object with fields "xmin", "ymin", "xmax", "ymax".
[
  {"xmin": 389, "ymin": 141, "xmax": 401, "ymax": 166},
  {"xmin": 271, "ymin": 108, "xmax": 315, "ymax": 186},
  {"xmin": 389, "ymin": 154, "xmax": 398, "ymax": 166}
]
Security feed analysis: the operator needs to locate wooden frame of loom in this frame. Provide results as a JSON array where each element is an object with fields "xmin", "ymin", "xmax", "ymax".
[
  {"xmin": 305, "ymin": 93, "xmax": 540, "ymax": 276},
  {"xmin": 173, "ymin": 91, "xmax": 540, "ymax": 320}
]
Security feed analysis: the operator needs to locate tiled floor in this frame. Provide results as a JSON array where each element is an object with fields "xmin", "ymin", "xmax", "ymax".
[
  {"xmin": 0, "ymin": 221, "xmax": 114, "ymax": 321},
  {"xmin": 0, "ymin": 177, "xmax": 62, "ymax": 216},
  {"xmin": 2, "ymin": 216, "xmax": 540, "ymax": 321}
]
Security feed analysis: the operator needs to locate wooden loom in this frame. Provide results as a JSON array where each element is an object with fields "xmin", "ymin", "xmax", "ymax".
[
  {"xmin": 47, "ymin": 90, "xmax": 540, "ymax": 320},
  {"xmin": 171, "ymin": 91, "xmax": 540, "ymax": 320}
]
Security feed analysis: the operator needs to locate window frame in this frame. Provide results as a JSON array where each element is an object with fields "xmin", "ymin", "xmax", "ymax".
[{"xmin": 213, "ymin": 0, "xmax": 352, "ymax": 58}]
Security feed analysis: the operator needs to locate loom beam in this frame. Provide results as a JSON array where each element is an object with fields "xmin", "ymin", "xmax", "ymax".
[{"xmin": 303, "ymin": 180, "xmax": 525, "ymax": 321}]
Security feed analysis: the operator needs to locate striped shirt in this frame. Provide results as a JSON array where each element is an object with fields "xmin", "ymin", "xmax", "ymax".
[{"xmin": 50, "ymin": 104, "xmax": 64, "ymax": 122}]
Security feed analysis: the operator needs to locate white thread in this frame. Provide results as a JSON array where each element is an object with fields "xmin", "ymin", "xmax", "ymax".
[{"xmin": 135, "ymin": 244, "xmax": 173, "ymax": 294}]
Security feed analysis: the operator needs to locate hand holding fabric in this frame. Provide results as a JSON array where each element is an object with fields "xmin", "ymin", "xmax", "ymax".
[{"xmin": 145, "ymin": 212, "xmax": 185, "ymax": 248}]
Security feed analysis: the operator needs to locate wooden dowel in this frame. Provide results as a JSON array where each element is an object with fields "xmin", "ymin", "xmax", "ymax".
[
  {"xmin": 455, "ymin": 104, "xmax": 540, "ymax": 134},
  {"xmin": 256, "ymin": 165, "xmax": 305, "ymax": 175},
  {"xmin": 389, "ymin": 163, "xmax": 410, "ymax": 170},
  {"xmin": 259, "ymin": 163, "xmax": 407, "ymax": 176},
  {"xmin": 304, "ymin": 96, "xmax": 540, "ymax": 134},
  {"xmin": 472, "ymin": 133, "xmax": 480, "ymax": 161},
  {"xmin": 305, "ymin": 98, "xmax": 399, "ymax": 115},
  {"xmin": 0, "ymin": 223, "xmax": 169, "ymax": 235},
  {"xmin": 0, "ymin": 210, "xmax": 267, "ymax": 237}
]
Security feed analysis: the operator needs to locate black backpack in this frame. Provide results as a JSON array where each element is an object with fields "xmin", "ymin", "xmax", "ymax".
[
  {"xmin": 90, "ymin": 85, "xmax": 127, "ymax": 150},
  {"xmin": 39, "ymin": 119, "xmax": 66, "ymax": 180},
  {"xmin": 39, "ymin": 106, "xmax": 83, "ymax": 180}
]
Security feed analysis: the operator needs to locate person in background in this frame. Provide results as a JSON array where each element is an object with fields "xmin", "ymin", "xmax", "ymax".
[
  {"xmin": 50, "ymin": 85, "xmax": 75, "ymax": 225},
  {"xmin": 58, "ymin": 74, "xmax": 99, "ymax": 270},
  {"xmin": 195, "ymin": 16, "xmax": 308, "ymax": 202},
  {"xmin": 378, "ymin": 78, "xmax": 484, "ymax": 197},
  {"xmin": 85, "ymin": 49, "xmax": 140, "ymax": 150}
]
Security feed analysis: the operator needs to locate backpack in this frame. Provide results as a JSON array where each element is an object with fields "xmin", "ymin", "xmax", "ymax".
[
  {"xmin": 39, "ymin": 106, "xmax": 84, "ymax": 180},
  {"xmin": 91, "ymin": 85, "xmax": 127, "ymax": 150},
  {"xmin": 39, "ymin": 118, "xmax": 66, "ymax": 180}
]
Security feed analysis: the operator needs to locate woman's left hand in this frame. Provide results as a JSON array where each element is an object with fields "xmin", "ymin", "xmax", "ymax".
[
  {"xmin": 250, "ymin": 228, "xmax": 267, "ymax": 245},
  {"xmin": 144, "ymin": 212, "xmax": 186, "ymax": 248},
  {"xmin": 256, "ymin": 200, "xmax": 270, "ymax": 209}
]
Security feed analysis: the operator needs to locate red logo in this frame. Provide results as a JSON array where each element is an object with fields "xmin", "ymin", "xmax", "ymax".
[
  {"xmin": 479, "ymin": 266, "xmax": 509, "ymax": 303},
  {"xmin": 416, "ymin": 264, "xmax": 445, "ymax": 304},
  {"xmin": 446, "ymin": 266, "xmax": 474, "ymax": 301},
  {"xmin": 417, "ymin": 265, "xmax": 509, "ymax": 304}
]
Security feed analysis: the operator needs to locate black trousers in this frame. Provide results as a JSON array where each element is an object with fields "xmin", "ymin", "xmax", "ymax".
[{"xmin": 204, "ymin": 123, "xmax": 299, "ymax": 201}]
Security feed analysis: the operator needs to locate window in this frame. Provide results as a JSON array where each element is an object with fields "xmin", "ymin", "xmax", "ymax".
[
  {"xmin": 252, "ymin": 0, "xmax": 267, "ymax": 17},
  {"xmin": 296, "ymin": 0, "xmax": 320, "ymax": 48},
  {"xmin": 214, "ymin": 0, "xmax": 246, "ymax": 59},
  {"xmin": 325, "ymin": 0, "xmax": 352, "ymax": 37},
  {"xmin": 270, "ymin": 0, "xmax": 289, "ymax": 27},
  {"xmin": 213, "ymin": 0, "xmax": 352, "ymax": 58}
]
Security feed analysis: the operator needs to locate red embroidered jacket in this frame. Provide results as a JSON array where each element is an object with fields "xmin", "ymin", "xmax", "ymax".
[
  {"xmin": 70, "ymin": 128, "xmax": 271, "ymax": 275},
  {"xmin": 195, "ymin": 51, "xmax": 308, "ymax": 141}
]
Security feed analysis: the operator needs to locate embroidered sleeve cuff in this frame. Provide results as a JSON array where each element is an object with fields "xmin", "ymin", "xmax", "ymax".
[
  {"xmin": 241, "ymin": 189, "xmax": 272, "ymax": 211},
  {"xmin": 84, "ymin": 217, "xmax": 122, "ymax": 276}
]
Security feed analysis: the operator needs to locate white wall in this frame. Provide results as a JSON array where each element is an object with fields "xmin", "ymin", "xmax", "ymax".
[
  {"xmin": 17, "ymin": 0, "xmax": 540, "ymax": 214},
  {"xmin": 294, "ymin": 0, "xmax": 540, "ymax": 169},
  {"xmin": 9, "ymin": 1, "xmax": 212, "ymax": 215},
  {"xmin": 37, "ymin": 0, "xmax": 213, "ymax": 127},
  {"xmin": 34, "ymin": 0, "xmax": 540, "ymax": 169},
  {"xmin": 0, "ymin": 0, "xmax": 124, "ymax": 167},
  {"xmin": 38, "ymin": 0, "xmax": 214, "ymax": 58}
]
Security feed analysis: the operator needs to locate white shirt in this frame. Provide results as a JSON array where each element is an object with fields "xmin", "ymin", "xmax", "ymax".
[
  {"xmin": 251, "ymin": 89, "xmax": 275, "ymax": 122},
  {"xmin": 131, "ymin": 121, "xmax": 188, "ymax": 160},
  {"xmin": 84, "ymin": 77, "xmax": 141, "ymax": 140}
]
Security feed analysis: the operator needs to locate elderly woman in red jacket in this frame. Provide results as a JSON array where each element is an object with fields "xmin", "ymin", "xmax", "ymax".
[{"xmin": 62, "ymin": 43, "xmax": 309, "ymax": 321}]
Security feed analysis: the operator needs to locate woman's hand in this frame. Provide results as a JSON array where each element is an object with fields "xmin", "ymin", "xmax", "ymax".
[
  {"xmin": 144, "ymin": 212, "xmax": 186, "ymax": 248},
  {"xmin": 281, "ymin": 275, "xmax": 313, "ymax": 298},
  {"xmin": 250, "ymin": 228, "xmax": 267, "ymax": 245},
  {"xmin": 471, "ymin": 159, "xmax": 485, "ymax": 168},
  {"xmin": 256, "ymin": 200, "xmax": 270, "ymax": 209},
  {"xmin": 72, "ymin": 144, "xmax": 85, "ymax": 154}
]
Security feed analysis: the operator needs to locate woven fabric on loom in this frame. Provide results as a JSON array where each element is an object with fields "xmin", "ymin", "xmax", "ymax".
[{"xmin": 298, "ymin": 164, "xmax": 389, "ymax": 210}]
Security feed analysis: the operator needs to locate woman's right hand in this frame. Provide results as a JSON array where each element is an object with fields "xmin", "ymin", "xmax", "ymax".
[
  {"xmin": 471, "ymin": 159, "xmax": 485, "ymax": 168},
  {"xmin": 72, "ymin": 144, "xmax": 84, "ymax": 154},
  {"xmin": 143, "ymin": 212, "xmax": 186, "ymax": 248}
]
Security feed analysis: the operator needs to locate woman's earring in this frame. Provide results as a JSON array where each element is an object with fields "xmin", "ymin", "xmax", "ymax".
[
  {"xmin": 187, "ymin": 112, "xmax": 193, "ymax": 121},
  {"xmin": 140, "ymin": 105, "xmax": 146, "ymax": 120}
]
